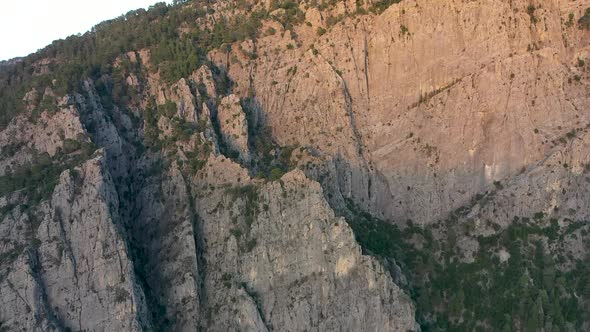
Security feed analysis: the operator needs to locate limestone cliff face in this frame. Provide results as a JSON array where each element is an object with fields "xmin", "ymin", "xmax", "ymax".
[
  {"xmin": 2, "ymin": 0, "xmax": 590, "ymax": 330},
  {"xmin": 193, "ymin": 157, "xmax": 416, "ymax": 331},
  {"xmin": 0, "ymin": 35, "xmax": 418, "ymax": 332},
  {"xmin": 211, "ymin": 0, "xmax": 590, "ymax": 224},
  {"xmin": 448, "ymin": 126, "xmax": 590, "ymax": 263},
  {"xmin": 0, "ymin": 98, "xmax": 88, "ymax": 176},
  {"xmin": 218, "ymin": 94, "xmax": 252, "ymax": 163},
  {"xmin": 462, "ymin": 127, "xmax": 590, "ymax": 229},
  {"xmin": 0, "ymin": 152, "xmax": 149, "ymax": 331}
]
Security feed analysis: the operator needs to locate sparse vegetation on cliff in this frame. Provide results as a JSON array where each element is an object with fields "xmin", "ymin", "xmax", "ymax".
[
  {"xmin": 0, "ymin": 142, "xmax": 96, "ymax": 204},
  {"xmin": 369, "ymin": 0, "xmax": 402, "ymax": 14},
  {"xmin": 0, "ymin": 2, "xmax": 272, "ymax": 129}
]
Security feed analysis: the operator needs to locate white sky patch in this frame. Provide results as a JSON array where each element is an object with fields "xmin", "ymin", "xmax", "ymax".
[{"xmin": 0, "ymin": 0, "xmax": 172, "ymax": 61}]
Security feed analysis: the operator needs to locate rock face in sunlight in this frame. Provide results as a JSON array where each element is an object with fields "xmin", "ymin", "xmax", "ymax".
[{"xmin": 1, "ymin": 0, "xmax": 590, "ymax": 331}]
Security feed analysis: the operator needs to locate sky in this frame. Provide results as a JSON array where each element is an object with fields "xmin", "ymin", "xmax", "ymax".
[{"xmin": 0, "ymin": 0, "xmax": 172, "ymax": 61}]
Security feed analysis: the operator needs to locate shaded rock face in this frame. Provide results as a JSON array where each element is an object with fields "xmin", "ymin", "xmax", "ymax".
[{"xmin": 128, "ymin": 161, "xmax": 201, "ymax": 331}]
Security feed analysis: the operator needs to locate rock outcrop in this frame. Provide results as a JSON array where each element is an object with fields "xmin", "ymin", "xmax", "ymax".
[
  {"xmin": 218, "ymin": 94, "xmax": 251, "ymax": 163},
  {"xmin": 0, "ymin": 152, "xmax": 149, "ymax": 331},
  {"xmin": 193, "ymin": 157, "xmax": 417, "ymax": 331}
]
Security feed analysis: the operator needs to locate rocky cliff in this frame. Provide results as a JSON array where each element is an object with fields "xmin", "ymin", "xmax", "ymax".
[
  {"xmin": 211, "ymin": 0, "xmax": 590, "ymax": 225},
  {"xmin": 1, "ymin": 0, "xmax": 590, "ymax": 331}
]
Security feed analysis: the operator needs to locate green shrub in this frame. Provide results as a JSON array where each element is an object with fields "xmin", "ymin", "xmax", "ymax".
[
  {"xmin": 400, "ymin": 24, "xmax": 409, "ymax": 35},
  {"xmin": 527, "ymin": 5, "xmax": 538, "ymax": 23},
  {"xmin": 113, "ymin": 287, "xmax": 130, "ymax": 303},
  {"xmin": 170, "ymin": 117, "xmax": 195, "ymax": 142},
  {"xmin": 159, "ymin": 101, "xmax": 177, "ymax": 118},
  {"xmin": 369, "ymin": 0, "xmax": 402, "ymax": 14},
  {"xmin": 230, "ymin": 228, "xmax": 242, "ymax": 238},
  {"xmin": 244, "ymin": 239, "xmax": 257, "ymax": 252},
  {"xmin": 269, "ymin": 167, "xmax": 284, "ymax": 181},
  {"xmin": 0, "ymin": 146, "xmax": 95, "ymax": 204},
  {"xmin": 566, "ymin": 13, "xmax": 575, "ymax": 27},
  {"xmin": 62, "ymin": 139, "xmax": 82, "ymax": 154},
  {"xmin": 270, "ymin": 0, "xmax": 304, "ymax": 29}
]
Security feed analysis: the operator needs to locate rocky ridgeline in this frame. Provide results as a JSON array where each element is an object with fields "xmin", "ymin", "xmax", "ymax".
[{"xmin": 1, "ymin": 0, "xmax": 590, "ymax": 330}]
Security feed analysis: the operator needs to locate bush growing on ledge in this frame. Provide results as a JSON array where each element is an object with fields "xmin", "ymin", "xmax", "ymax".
[
  {"xmin": 269, "ymin": 167, "xmax": 285, "ymax": 181},
  {"xmin": 159, "ymin": 101, "xmax": 178, "ymax": 119},
  {"xmin": 527, "ymin": 5, "xmax": 538, "ymax": 24},
  {"xmin": 144, "ymin": 101, "xmax": 162, "ymax": 150},
  {"xmin": 369, "ymin": 0, "xmax": 402, "ymax": 14},
  {"xmin": 269, "ymin": 0, "xmax": 305, "ymax": 30},
  {"xmin": 0, "ymin": 143, "xmax": 96, "ymax": 204},
  {"xmin": 62, "ymin": 139, "xmax": 82, "ymax": 154}
]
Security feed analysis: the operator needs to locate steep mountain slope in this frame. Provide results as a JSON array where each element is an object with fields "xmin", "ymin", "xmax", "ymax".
[
  {"xmin": 0, "ymin": 63, "xmax": 417, "ymax": 332},
  {"xmin": 214, "ymin": 0, "xmax": 590, "ymax": 225},
  {"xmin": 0, "ymin": 0, "xmax": 590, "ymax": 331}
]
